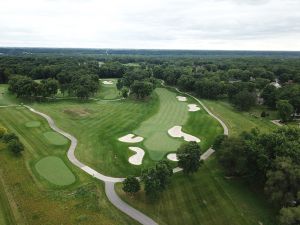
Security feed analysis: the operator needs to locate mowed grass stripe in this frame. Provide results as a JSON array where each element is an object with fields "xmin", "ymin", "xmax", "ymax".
[{"xmin": 31, "ymin": 96, "xmax": 159, "ymax": 176}]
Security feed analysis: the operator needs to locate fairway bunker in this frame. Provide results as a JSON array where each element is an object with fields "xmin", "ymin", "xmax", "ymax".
[
  {"xmin": 176, "ymin": 96, "xmax": 187, "ymax": 102},
  {"xmin": 188, "ymin": 104, "xmax": 201, "ymax": 112},
  {"xmin": 128, "ymin": 147, "xmax": 145, "ymax": 165},
  {"xmin": 35, "ymin": 156, "xmax": 75, "ymax": 186},
  {"xmin": 43, "ymin": 131, "xmax": 68, "ymax": 146},
  {"xmin": 25, "ymin": 120, "xmax": 41, "ymax": 128},
  {"xmin": 167, "ymin": 153, "xmax": 178, "ymax": 161},
  {"xmin": 168, "ymin": 126, "xmax": 200, "ymax": 142},
  {"xmin": 102, "ymin": 80, "xmax": 113, "ymax": 85},
  {"xmin": 63, "ymin": 108, "xmax": 92, "ymax": 117},
  {"xmin": 118, "ymin": 134, "xmax": 144, "ymax": 143}
]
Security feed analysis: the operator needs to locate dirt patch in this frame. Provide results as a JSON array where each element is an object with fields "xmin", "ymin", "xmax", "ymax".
[{"xmin": 63, "ymin": 108, "xmax": 93, "ymax": 117}]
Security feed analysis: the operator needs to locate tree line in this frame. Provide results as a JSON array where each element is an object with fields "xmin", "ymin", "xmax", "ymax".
[
  {"xmin": 8, "ymin": 73, "xmax": 99, "ymax": 100},
  {"xmin": 214, "ymin": 127, "xmax": 300, "ymax": 225}
]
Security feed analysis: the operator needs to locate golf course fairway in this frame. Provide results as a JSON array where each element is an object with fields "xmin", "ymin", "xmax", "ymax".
[{"xmin": 134, "ymin": 88, "xmax": 220, "ymax": 160}]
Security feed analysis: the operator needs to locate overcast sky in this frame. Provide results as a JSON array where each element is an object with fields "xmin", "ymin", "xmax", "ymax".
[{"xmin": 0, "ymin": 0, "xmax": 300, "ymax": 50}]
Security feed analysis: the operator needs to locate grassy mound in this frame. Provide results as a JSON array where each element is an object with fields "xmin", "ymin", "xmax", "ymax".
[
  {"xmin": 43, "ymin": 131, "xmax": 68, "ymax": 146},
  {"xmin": 35, "ymin": 156, "xmax": 75, "ymax": 186},
  {"xmin": 25, "ymin": 120, "xmax": 41, "ymax": 128}
]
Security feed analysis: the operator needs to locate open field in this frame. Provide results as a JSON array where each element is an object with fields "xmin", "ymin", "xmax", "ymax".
[
  {"xmin": 202, "ymin": 100, "xmax": 277, "ymax": 136},
  {"xmin": 0, "ymin": 107, "xmax": 137, "ymax": 225},
  {"xmin": 0, "ymin": 84, "xmax": 19, "ymax": 106},
  {"xmin": 97, "ymin": 79, "xmax": 120, "ymax": 100},
  {"xmin": 116, "ymin": 157, "xmax": 277, "ymax": 225}
]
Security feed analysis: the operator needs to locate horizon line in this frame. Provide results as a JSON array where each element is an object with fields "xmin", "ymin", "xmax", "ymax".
[{"xmin": 1, "ymin": 46, "xmax": 300, "ymax": 53}]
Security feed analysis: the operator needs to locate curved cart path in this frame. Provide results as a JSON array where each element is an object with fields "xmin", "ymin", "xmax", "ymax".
[
  {"xmin": 23, "ymin": 105, "xmax": 157, "ymax": 225},
  {"xmin": 4, "ymin": 84, "xmax": 229, "ymax": 225}
]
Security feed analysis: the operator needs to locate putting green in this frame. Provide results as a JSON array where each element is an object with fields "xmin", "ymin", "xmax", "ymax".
[
  {"xmin": 35, "ymin": 156, "xmax": 75, "ymax": 186},
  {"xmin": 43, "ymin": 131, "xmax": 68, "ymax": 146},
  {"xmin": 25, "ymin": 120, "xmax": 41, "ymax": 128},
  {"xmin": 134, "ymin": 88, "xmax": 190, "ymax": 160}
]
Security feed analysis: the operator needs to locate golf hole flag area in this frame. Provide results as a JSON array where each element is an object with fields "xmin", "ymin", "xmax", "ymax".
[{"xmin": 35, "ymin": 156, "xmax": 76, "ymax": 186}]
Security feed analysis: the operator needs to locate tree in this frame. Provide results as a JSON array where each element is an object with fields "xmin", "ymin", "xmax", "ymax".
[
  {"xmin": 177, "ymin": 142, "xmax": 202, "ymax": 174},
  {"xmin": 121, "ymin": 87, "xmax": 129, "ymax": 98},
  {"xmin": 130, "ymin": 81, "xmax": 154, "ymax": 99},
  {"xmin": 2, "ymin": 132, "xmax": 18, "ymax": 143},
  {"xmin": 277, "ymin": 100, "xmax": 294, "ymax": 122},
  {"xmin": 216, "ymin": 137, "xmax": 249, "ymax": 176},
  {"xmin": 261, "ymin": 85, "xmax": 278, "ymax": 109},
  {"xmin": 265, "ymin": 157, "xmax": 300, "ymax": 207},
  {"xmin": 155, "ymin": 160, "xmax": 173, "ymax": 190},
  {"xmin": 212, "ymin": 134, "xmax": 227, "ymax": 150},
  {"xmin": 7, "ymin": 139, "xmax": 24, "ymax": 155},
  {"xmin": 279, "ymin": 206, "xmax": 300, "ymax": 225},
  {"xmin": 141, "ymin": 168, "xmax": 161, "ymax": 200},
  {"xmin": 0, "ymin": 126, "xmax": 7, "ymax": 138},
  {"xmin": 122, "ymin": 176, "xmax": 140, "ymax": 195},
  {"xmin": 41, "ymin": 78, "xmax": 59, "ymax": 97},
  {"xmin": 232, "ymin": 90, "xmax": 256, "ymax": 111},
  {"xmin": 140, "ymin": 160, "xmax": 173, "ymax": 200}
]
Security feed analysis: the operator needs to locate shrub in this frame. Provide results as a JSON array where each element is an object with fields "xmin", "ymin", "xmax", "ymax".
[
  {"xmin": 2, "ymin": 132, "xmax": 18, "ymax": 143},
  {"xmin": 7, "ymin": 139, "xmax": 24, "ymax": 154},
  {"xmin": 0, "ymin": 126, "xmax": 7, "ymax": 138}
]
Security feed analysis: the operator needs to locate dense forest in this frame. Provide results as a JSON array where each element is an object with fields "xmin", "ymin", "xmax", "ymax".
[{"xmin": 1, "ymin": 53, "xmax": 300, "ymax": 117}]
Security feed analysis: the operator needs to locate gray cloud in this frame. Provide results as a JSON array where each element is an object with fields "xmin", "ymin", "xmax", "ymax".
[{"xmin": 0, "ymin": 0, "xmax": 299, "ymax": 50}]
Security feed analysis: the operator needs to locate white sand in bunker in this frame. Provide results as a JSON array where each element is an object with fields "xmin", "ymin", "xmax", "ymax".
[
  {"xmin": 188, "ymin": 104, "xmax": 201, "ymax": 112},
  {"xmin": 102, "ymin": 80, "xmax": 113, "ymax": 85},
  {"xmin": 168, "ymin": 126, "xmax": 200, "ymax": 142},
  {"xmin": 176, "ymin": 96, "xmax": 187, "ymax": 102},
  {"xmin": 167, "ymin": 153, "xmax": 178, "ymax": 161},
  {"xmin": 128, "ymin": 147, "xmax": 145, "ymax": 165},
  {"xmin": 118, "ymin": 134, "xmax": 144, "ymax": 143}
]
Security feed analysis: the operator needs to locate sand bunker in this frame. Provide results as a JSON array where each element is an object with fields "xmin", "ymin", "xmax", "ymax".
[
  {"xmin": 128, "ymin": 147, "xmax": 145, "ymax": 165},
  {"xmin": 118, "ymin": 134, "xmax": 144, "ymax": 143},
  {"xmin": 167, "ymin": 153, "xmax": 178, "ymax": 161},
  {"xmin": 63, "ymin": 108, "xmax": 93, "ymax": 117},
  {"xmin": 168, "ymin": 126, "xmax": 200, "ymax": 142},
  {"xmin": 188, "ymin": 104, "xmax": 201, "ymax": 112},
  {"xmin": 102, "ymin": 80, "xmax": 113, "ymax": 85},
  {"xmin": 176, "ymin": 96, "xmax": 187, "ymax": 102}
]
